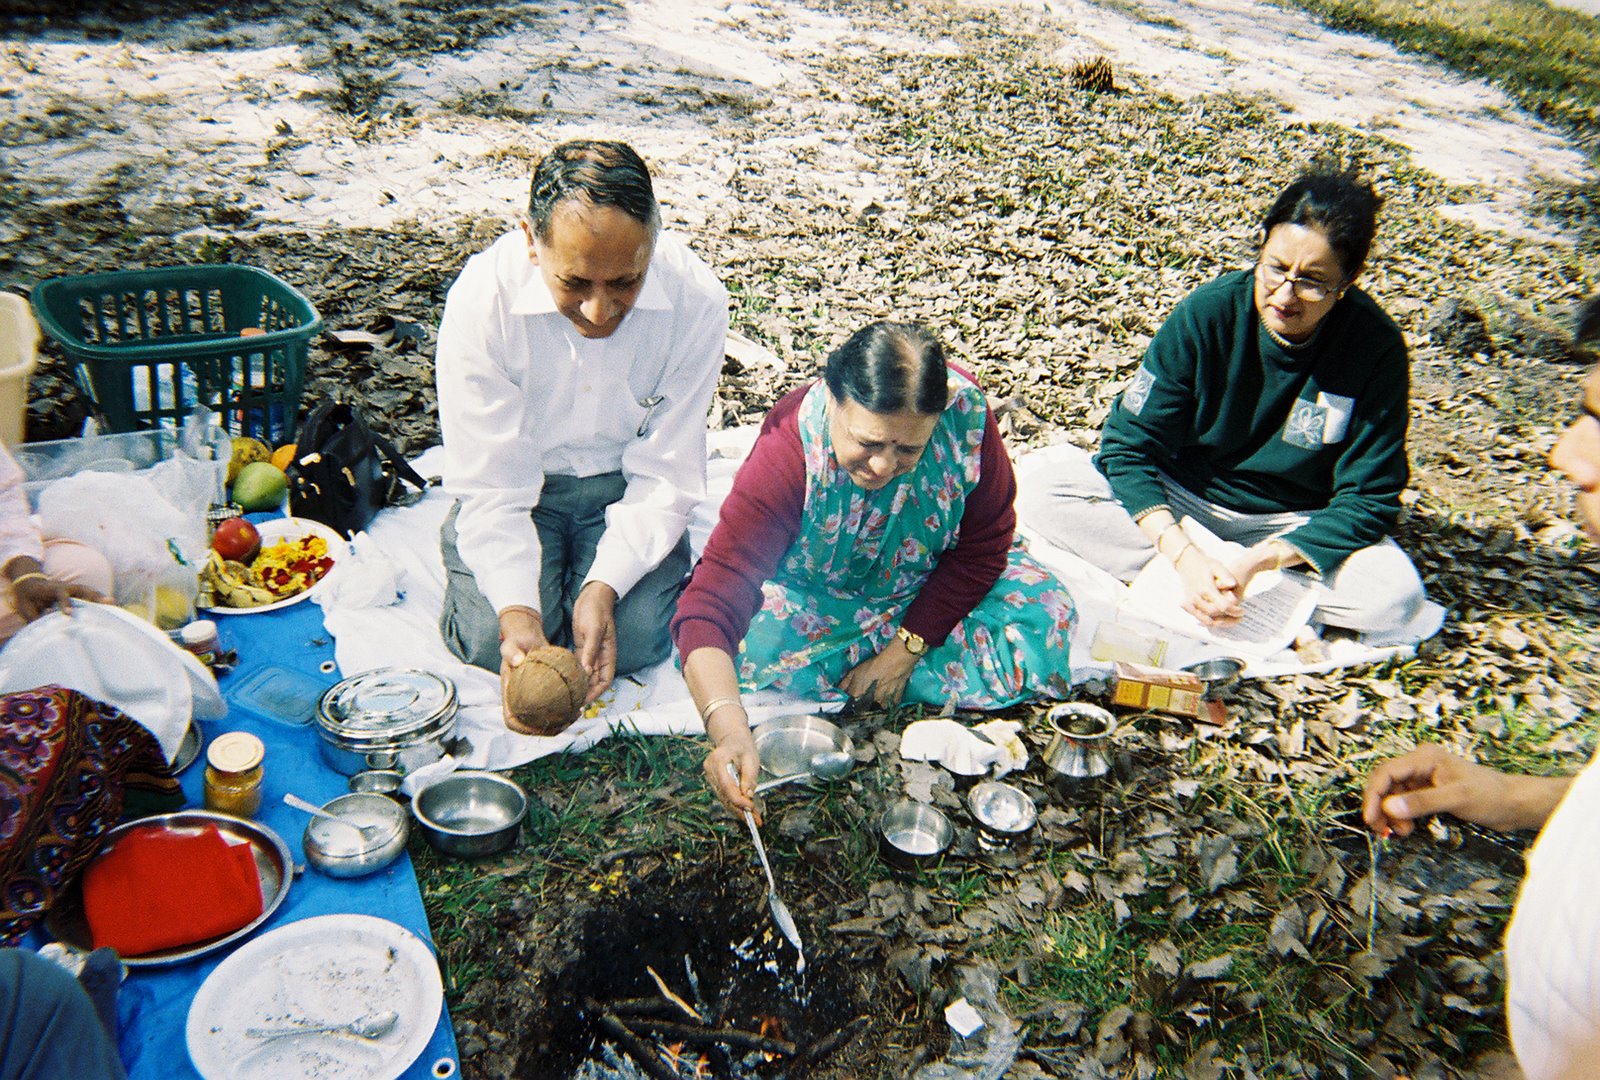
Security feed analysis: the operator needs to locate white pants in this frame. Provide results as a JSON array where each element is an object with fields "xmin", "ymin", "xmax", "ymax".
[{"xmin": 1016, "ymin": 446, "xmax": 1427, "ymax": 635}]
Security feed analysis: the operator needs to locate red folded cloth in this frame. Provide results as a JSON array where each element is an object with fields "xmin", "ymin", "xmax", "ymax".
[{"xmin": 82, "ymin": 823, "xmax": 264, "ymax": 956}]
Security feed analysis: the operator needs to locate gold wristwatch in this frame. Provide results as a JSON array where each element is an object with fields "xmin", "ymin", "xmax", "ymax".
[{"xmin": 896, "ymin": 626, "xmax": 927, "ymax": 656}]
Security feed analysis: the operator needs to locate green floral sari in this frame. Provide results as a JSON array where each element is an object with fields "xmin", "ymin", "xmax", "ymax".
[{"xmin": 737, "ymin": 373, "xmax": 1076, "ymax": 707}]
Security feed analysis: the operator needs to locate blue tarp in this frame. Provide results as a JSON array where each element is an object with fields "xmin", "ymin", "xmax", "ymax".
[{"xmin": 35, "ymin": 598, "xmax": 459, "ymax": 1079}]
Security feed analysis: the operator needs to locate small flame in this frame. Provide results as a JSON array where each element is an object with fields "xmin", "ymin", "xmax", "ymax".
[
  {"xmin": 661, "ymin": 1042, "xmax": 713, "ymax": 1079},
  {"xmin": 758, "ymin": 1015, "xmax": 784, "ymax": 1062}
]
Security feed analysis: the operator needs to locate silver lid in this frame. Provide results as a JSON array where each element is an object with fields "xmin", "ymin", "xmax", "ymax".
[{"xmin": 316, "ymin": 668, "xmax": 457, "ymax": 748}]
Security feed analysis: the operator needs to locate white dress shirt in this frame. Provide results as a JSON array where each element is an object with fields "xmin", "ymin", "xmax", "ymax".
[
  {"xmin": 1506, "ymin": 752, "xmax": 1600, "ymax": 1079},
  {"xmin": 436, "ymin": 228, "xmax": 727, "ymax": 615}
]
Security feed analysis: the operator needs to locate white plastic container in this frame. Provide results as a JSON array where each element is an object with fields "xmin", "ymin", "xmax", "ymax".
[{"xmin": 0, "ymin": 293, "xmax": 40, "ymax": 447}]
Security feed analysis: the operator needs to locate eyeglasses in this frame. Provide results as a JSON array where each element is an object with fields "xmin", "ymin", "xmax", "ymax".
[{"xmin": 1257, "ymin": 261, "xmax": 1339, "ymax": 303}]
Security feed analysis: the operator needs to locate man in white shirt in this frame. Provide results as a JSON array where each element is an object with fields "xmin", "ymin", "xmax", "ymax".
[
  {"xmin": 436, "ymin": 140, "xmax": 728, "ymax": 713},
  {"xmin": 1363, "ymin": 296, "xmax": 1600, "ymax": 1080}
]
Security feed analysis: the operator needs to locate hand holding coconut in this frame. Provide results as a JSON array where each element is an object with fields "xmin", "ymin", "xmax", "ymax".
[
  {"xmin": 570, "ymin": 581, "xmax": 618, "ymax": 705},
  {"xmin": 503, "ymin": 641, "xmax": 591, "ymax": 737}
]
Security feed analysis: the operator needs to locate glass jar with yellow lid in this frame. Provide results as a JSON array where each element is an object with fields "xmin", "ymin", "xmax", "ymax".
[{"xmin": 203, "ymin": 731, "xmax": 265, "ymax": 817}]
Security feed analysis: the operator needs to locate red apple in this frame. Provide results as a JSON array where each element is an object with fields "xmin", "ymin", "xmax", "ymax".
[{"xmin": 212, "ymin": 517, "xmax": 261, "ymax": 563}]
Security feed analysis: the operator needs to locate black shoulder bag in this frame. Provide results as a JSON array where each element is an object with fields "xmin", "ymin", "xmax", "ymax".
[{"xmin": 285, "ymin": 400, "xmax": 428, "ymax": 538}]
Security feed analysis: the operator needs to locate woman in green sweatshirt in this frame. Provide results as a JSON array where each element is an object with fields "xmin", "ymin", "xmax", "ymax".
[{"xmin": 1020, "ymin": 169, "xmax": 1427, "ymax": 635}]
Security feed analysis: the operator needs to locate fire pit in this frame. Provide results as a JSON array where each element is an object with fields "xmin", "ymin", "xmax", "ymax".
[{"xmin": 493, "ymin": 854, "xmax": 876, "ymax": 1078}]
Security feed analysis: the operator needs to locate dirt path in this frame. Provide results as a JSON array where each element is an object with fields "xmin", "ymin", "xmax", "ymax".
[{"xmin": 2, "ymin": 0, "xmax": 1590, "ymax": 252}]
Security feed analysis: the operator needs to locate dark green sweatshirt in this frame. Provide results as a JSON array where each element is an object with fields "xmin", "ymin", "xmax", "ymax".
[{"xmin": 1095, "ymin": 270, "xmax": 1410, "ymax": 575}]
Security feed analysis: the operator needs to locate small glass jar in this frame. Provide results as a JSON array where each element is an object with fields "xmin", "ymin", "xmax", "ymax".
[
  {"xmin": 204, "ymin": 731, "xmax": 265, "ymax": 817},
  {"xmin": 177, "ymin": 619, "xmax": 221, "ymax": 666}
]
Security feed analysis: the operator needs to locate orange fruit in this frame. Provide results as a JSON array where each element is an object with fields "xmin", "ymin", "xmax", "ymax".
[{"xmin": 270, "ymin": 443, "xmax": 297, "ymax": 471}]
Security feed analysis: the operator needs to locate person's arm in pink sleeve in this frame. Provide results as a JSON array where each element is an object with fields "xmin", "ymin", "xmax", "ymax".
[{"xmin": 671, "ymin": 391, "xmax": 807, "ymax": 659}]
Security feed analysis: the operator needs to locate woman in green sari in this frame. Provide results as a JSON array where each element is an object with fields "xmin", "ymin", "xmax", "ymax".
[{"xmin": 671, "ymin": 321, "xmax": 1077, "ymax": 816}]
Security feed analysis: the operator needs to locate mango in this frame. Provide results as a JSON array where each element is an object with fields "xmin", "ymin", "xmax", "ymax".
[{"xmin": 231, "ymin": 461, "xmax": 288, "ymax": 512}]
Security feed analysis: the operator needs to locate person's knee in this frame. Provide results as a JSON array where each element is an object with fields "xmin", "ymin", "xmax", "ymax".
[
  {"xmin": 41, "ymin": 539, "xmax": 115, "ymax": 597},
  {"xmin": 611, "ymin": 543, "xmax": 689, "ymax": 675},
  {"xmin": 1319, "ymin": 549, "xmax": 1427, "ymax": 633},
  {"xmin": 440, "ymin": 606, "xmax": 501, "ymax": 672}
]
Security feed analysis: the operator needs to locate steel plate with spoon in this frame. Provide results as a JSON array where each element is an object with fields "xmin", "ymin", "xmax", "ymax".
[
  {"xmin": 185, "ymin": 914, "xmax": 442, "ymax": 1080},
  {"xmin": 752, "ymin": 714, "xmax": 854, "ymax": 778},
  {"xmin": 752, "ymin": 749, "xmax": 853, "ymax": 795}
]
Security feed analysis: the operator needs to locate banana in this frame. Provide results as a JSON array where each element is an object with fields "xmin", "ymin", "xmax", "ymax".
[{"xmin": 202, "ymin": 551, "xmax": 278, "ymax": 609}]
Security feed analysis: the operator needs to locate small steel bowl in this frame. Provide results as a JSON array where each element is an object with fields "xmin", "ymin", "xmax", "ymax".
[
  {"xmin": 303, "ymin": 793, "xmax": 408, "ymax": 878},
  {"xmin": 411, "ymin": 771, "xmax": 527, "ymax": 859},
  {"xmin": 967, "ymin": 781, "xmax": 1037, "ymax": 846},
  {"xmin": 1183, "ymin": 657, "xmax": 1246, "ymax": 699},
  {"xmin": 878, "ymin": 799, "xmax": 953, "ymax": 871},
  {"xmin": 349, "ymin": 769, "xmax": 405, "ymax": 797},
  {"xmin": 752, "ymin": 714, "xmax": 855, "ymax": 778}
]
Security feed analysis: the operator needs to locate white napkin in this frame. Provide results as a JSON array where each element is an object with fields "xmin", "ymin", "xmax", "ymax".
[
  {"xmin": 0, "ymin": 602, "xmax": 224, "ymax": 763},
  {"xmin": 400, "ymin": 755, "xmax": 461, "ymax": 798},
  {"xmin": 973, "ymin": 720, "xmax": 1029, "ymax": 777},
  {"xmin": 312, "ymin": 532, "xmax": 403, "ymax": 610},
  {"xmin": 899, "ymin": 719, "xmax": 1006, "ymax": 778}
]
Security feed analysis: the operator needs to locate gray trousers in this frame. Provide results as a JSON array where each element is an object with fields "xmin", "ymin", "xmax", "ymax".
[
  {"xmin": 1015, "ymin": 448, "xmax": 1426, "ymax": 635},
  {"xmin": 439, "ymin": 472, "xmax": 691, "ymax": 674}
]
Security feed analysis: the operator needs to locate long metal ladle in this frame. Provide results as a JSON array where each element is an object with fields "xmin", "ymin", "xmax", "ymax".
[
  {"xmin": 753, "ymin": 750, "xmax": 853, "ymax": 795},
  {"xmin": 728, "ymin": 763, "xmax": 806, "ymax": 973}
]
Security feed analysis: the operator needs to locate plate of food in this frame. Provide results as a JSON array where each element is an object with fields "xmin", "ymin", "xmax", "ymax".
[
  {"xmin": 202, "ymin": 516, "xmax": 348, "ymax": 615},
  {"xmin": 185, "ymin": 914, "xmax": 443, "ymax": 1080}
]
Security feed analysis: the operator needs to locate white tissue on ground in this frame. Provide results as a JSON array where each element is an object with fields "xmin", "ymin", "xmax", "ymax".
[
  {"xmin": 313, "ymin": 532, "xmax": 404, "ymax": 610},
  {"xmin": 899, "ymin": 719, "xmax": 1005, "ymax": 777},
  {"xmin": 972, "ymin": 720, "xmax": 1028, "ymax": 777}
]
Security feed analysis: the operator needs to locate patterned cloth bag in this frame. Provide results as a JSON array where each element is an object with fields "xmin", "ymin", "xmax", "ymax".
[{"xmin": 0, "ymin": 686, "xmax": 180, "ymax": 945}]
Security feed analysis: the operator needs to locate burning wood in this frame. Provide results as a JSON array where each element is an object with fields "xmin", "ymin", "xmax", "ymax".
[
  {"xmin": 645, "ymin": 964, "xmax": 704, "ymax": 1021},
  {"xmin": 585, "ymin": 994, "xmax": 863, "ymax": 1079},
  {"xmin": 625, "ymin": 1016, "xmax": 796, "ymax": 1056}
]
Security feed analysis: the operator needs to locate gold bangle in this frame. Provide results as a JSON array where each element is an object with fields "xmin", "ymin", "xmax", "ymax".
[
  {"xmin": 700, "ymin": 696, "xmax": 743, "ymax": 724},
  {"xmin": 7, "ymin": 572, "xmax": 47, "ymax": 591}
]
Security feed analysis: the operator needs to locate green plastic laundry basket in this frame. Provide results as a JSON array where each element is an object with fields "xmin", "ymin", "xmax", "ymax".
[{"xmin": 30, "ymin": 264, "xmax": 323, "ymax": 443}]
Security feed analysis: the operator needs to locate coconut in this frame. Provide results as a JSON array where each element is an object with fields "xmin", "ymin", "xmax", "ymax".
[{"xmin": 504, "ymin": 645, "xmax": 590, "ymax": 736}]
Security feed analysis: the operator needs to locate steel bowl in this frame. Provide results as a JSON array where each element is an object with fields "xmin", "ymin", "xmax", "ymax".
[
  {"xmin": 1182, "ymin": 657, "xmax": 1246, "ymax": 699},
  {"xmin": 967, "ymin": 781, "xmax": 1037, "ymax": 848},
  {"xmin": 303, "ymin": 793, "xmax": 408, "ymax": 878},
  {"xmin": 878, "ymin": 799, "xmax": 953, "ymax": 871},
  {"xmin": 752, "ymin": 714, "xmax": 854, "ymax": 778},
  {"xmin": 411, "ymin": 771, "xmax": 527, "ymax": 859}
]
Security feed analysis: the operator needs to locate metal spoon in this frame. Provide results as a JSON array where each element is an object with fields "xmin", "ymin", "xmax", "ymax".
[
  {"xmin": 246, "ymin": 1010, "xmax": 400, "ymax": 1041},
  {"xmin": 728, "ymin": 763, "xmax": 806, "ymax": 974},
  {"xmin": 282, "ymin": 793, "xmax": 382, "ymax": 842},
  {"xmin": 753, "ymin": 750, "xmax": 853, "ymax": 795}
]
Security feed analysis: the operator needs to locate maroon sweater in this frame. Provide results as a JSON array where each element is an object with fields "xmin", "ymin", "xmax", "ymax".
[{"xmin": 671, "ymin": 379, "xmax": 1018, "ymax": 660}]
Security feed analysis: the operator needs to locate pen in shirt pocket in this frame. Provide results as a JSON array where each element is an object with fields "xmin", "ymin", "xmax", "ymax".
[{"xmin": 636, "ymin": 394, "xmax": 664, "ymax": 437}]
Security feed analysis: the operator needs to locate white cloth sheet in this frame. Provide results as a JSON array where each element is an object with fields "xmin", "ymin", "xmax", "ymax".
[{"xmin": 319, "ymin": 441, "xmax": 1445, "ymax": 772}]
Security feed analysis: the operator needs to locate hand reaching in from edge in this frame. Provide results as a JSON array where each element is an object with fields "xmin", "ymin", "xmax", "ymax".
[{"xmin": 1362, "ymin": 744, "xmax": 1571, "ymax": 838}]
